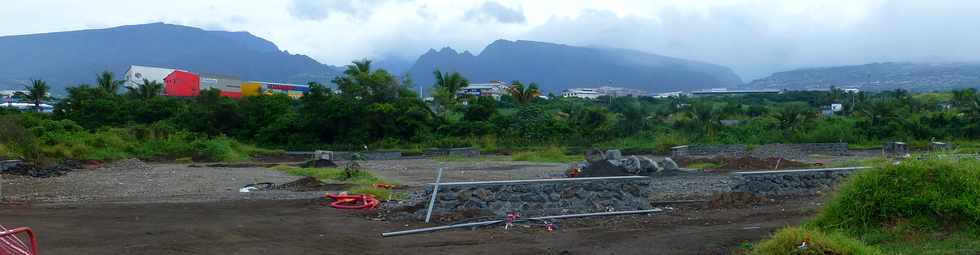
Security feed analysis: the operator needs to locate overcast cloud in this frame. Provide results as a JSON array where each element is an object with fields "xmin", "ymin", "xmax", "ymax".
[{"xmin": 0, "ymin": 0, "xmax": 977, "ymax": 80}]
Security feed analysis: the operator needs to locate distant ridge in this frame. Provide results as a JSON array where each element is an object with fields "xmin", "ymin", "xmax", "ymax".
[
  {"xmin": 0, "ymin": 22, "xmax": 339, "ymax": 93},
  {"xmin": 747, "ymin": 62, "xmax": 980, "ymax": 91},
  {"xmin": 407, "ymin": 39, "xmax": 743, "ymax": 93}
]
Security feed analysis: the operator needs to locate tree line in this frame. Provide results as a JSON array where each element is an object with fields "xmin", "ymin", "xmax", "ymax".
[{"xmin": 7, "ymin": 59, "xmax": 980, "ymax": 154}]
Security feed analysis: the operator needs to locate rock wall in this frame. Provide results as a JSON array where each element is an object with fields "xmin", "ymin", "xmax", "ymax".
[
  {"xmin": 672, "ymin": 143, "xmax": 847, "ymax": 160},
  {"xmin": 730, "ymin": 167, "xmax": 864, "ymax": 196},
  {"xmin": 403, "ymin": 176, "xmax": 654, "ymax": 220},
  {"xmin": 671, "ymin": 145, "xmax": 747, "ymax": 158},
  {"xmin": 649, "ymin": 175, "xmax": 734, "ymax": 201},
  {"xmin": 749, "ymin": 143, "xmax": 848, "ymax": 160},
  {"xmin": 422, "ymin": 147, "xmax": 480, "ymax": 158}
]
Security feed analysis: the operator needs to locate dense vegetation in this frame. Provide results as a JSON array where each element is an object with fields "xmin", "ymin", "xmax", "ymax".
[
  {"xmin": 749, "ymin": 158, "xmax": 980, "ymax": 254},
  {"xmin": 5, "ymin": 59, "xmax": 980, "ymax": 164}
]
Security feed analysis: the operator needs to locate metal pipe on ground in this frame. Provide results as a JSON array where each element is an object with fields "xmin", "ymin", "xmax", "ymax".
[
  {"xmin": 424, "ymin": 167, "xmax": 444, "ymax": 223},
  {"xmin": 381, "ymin": 208, "xmax": 663, "ymax": 237}
]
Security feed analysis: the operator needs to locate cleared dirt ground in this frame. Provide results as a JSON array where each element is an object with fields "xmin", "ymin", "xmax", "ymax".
[
  {"xmin": 0, "ymin": 198, "xmax": 820, "ymax": 255},
  {"xmin": 0, "ymin": 157, "xmax": 826, "ymax": 254}
]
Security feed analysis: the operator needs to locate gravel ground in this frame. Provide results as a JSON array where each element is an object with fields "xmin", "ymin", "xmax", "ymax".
[
  {"xmin": 0, "ymin": 157, "xmax": 569, "ymax": 205},
  {"xmin": 1, "ymin": 160, "xmax": 324, "ymax": 204},
  {"xmin": 359, "ymin": 156, "xmax": 568, "ymax": 187},
  {"xmin": 1, "ymin": 153, "xmax": 870, "ymax": 205}
]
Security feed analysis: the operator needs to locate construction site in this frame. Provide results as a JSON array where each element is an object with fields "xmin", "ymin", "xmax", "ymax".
[{"xmin": 0, "ymin": 144, "xmax": 908, "ymax": 254}]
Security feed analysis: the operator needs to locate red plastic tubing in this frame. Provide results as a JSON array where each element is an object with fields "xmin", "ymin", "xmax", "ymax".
[{"xmin": 324, "ymin": 194, "xmax": 380, "ymax": 209}]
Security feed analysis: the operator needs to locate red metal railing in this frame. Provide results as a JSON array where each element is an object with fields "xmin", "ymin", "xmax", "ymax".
[{"xmin": 0, "ymin": 225, "xmax": 38, "ymax": 255}]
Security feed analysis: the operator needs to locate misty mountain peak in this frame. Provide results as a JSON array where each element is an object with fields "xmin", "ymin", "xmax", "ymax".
[{"xmin": 409, "ymin": 39, "xmax": 742, "ymax": 93}]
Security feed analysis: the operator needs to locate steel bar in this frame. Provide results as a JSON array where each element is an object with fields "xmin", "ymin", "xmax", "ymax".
[
  {"xmin": 423, "ymin": 167, "xmax": 444, "ymax": 223},
  {"xmin": 383, "ymin": 208, "xmax": 662, "ymax": 237}
]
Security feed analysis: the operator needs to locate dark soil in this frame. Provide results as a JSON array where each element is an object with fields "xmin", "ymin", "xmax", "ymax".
[
  {"xmin": 708, "ymin": 192, "xmax": 768, "ymax": 209},
  {"xmin": 279, "ymin": 176, "xmax": 351, "ymax": 192},
  {"xmin": 243, "ymin": 177, "xmax": 353, "ymax": 192},
  {"xmin": 675, "ymin": 156, "xmax": 812, "ymax": 171},
  {"xmin": 0, "ymin": 198, "xmax": 822, "ymax": 255},
  {"xmin": 302, "ymin": 159, "xmax": 339, "ymax": 168},
  {"xmin": 252, "ymin": 153, "xmax": 310, "ymax": 163}
]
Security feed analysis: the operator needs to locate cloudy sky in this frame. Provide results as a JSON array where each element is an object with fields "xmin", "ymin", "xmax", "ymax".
[{"xmin": 1, "ymin": 0, "xmax": 977, "ymax": 80}]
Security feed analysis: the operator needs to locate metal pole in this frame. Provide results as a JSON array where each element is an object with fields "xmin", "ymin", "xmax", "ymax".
[
  {"xmin": 382, "ymin": 208, "xmax": 662, "ymax": 237},
  {"xmin": 382, "ymin": 219, "xmax": 505, "ymax": 237},
  {"xmin": 424, "ymin": 167, "xmax": 444, "ymax": 223}
]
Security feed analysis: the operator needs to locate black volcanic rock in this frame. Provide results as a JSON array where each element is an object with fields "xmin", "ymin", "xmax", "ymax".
[
  {"xmin": 747, "ymin": 62, "xmax": 980, "ymax": 91},
  {"xmin": 0, "ymin": 22, "xmax": 338, "ymax": 92},
  {"xmin": 407, "ymin": 39, "xmax": 742, "ymax": 93}
]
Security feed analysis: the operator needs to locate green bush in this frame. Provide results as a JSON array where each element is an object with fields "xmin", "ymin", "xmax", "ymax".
[
  {"xmin": 811, "ymin": 158, "xmax": 980, "ymax": 233},
  {"xmin": 654, "ymin": 132, "xmax": 689, "ymax": 154},
  {"xmin": 749, "ymin": 227, "xmax": 882, "ymax": 255},
  {"xmin": 0, "ymin": 143, "xmax": 13, "ymax": 158}
]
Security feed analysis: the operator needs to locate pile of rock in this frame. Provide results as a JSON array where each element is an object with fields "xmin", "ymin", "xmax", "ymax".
[
  {"xmin": 3, "ymin": 160, "xmax": 82, "ymax": 178},
  {"xmin": 578, "ymin": 149, "xmax": 688, "ymax": 177}
]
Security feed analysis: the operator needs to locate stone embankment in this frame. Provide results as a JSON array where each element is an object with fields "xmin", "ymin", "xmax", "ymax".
[
  {"xmin": 671, "ymin": 143, "xmax": 848, "ymax": 160},
  {"xmin": 393, "ymin": 176, "xmax": 654, "ymax": 221},
  {"xmin": 730, "ymin": 167, "xmax": 865, "ymax": 196}
]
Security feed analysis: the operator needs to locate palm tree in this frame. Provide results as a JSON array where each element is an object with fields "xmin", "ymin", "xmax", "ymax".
[
  {"xmin": 96, "ymin": 70, "xmax": 124, "ymax": 95},
  {"xmin": 126, "ymin": 79, "xmax": 163, "ymax": 100},
  {"xmin": 688, "ymin": 102, "xmax": 721, "ymax": 141},
  {"xmin": 344, "ymin": 59, "xmax": 372, "ymax": 77},
  {"xmin": 432, "ymin": 70, "xmax": 469, "ymax": 110},
  {"xmin": 14, "ymin": 79, "xmax": 49, "ymax": 112},
  {"xmin": 335, "ymin": 59, "xmax": 373, "ymax": 99},
  {"xmin": 774, "ymin": 103, "xmax": 816, "ymax": 133},
  {"xmin": 506, "ymin": 81, "xmax": 540, "ymax": 106}
]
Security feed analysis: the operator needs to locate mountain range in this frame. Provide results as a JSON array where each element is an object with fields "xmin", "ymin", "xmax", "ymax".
[
  {"xmin": 0, "ymin": 23, "xmax": 338, "ymax": 93},
  {"xmin": 0, "ymin": 23, "xmax": 744, "ymax": 94},
  {"xmin": 747, "ymin": 62, "xmax": 980, "ymax": 91},
  {"xmin": 5, "ymin": 22, "xmax": 977, "ymax": 95},
  {"xmin": 407, "ymin": 40, "xmax": 743, "ymax": 93}
]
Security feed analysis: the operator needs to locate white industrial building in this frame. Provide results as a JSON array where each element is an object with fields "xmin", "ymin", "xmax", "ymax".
[
  {"xmin": 561, "ymin": 88, "xmax": 603, "ymax": 99},
  {"xmin": 654, "ymin": 91, "xmax": 686, "ymax": 98},
  {"xmin": 457, "ymin": 81, "xmax": 511, "ymax": 99},
  {"xmin": 124, "ymin": 65, "xmax": 176, "ymax": 88},
  {"xmin": 561, "ymin": 86, "xmax": 648, "ymax": 99},
  {"xmin": 690, "ymin": 88, "xmax": 782, "ymax": 97},
  {"xmin": 596, "ymin": 86, "xmax": 647, "ymax": 97}
]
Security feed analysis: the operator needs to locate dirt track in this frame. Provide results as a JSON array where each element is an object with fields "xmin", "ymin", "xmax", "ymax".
[{"xmin": 0, "ymin": 198, "xmax": 819, "ymax": 255}]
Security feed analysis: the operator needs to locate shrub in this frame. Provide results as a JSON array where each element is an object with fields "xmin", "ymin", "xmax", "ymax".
[
  {"xmin": 654, "ymin": 132, "xmax": 688, "ymax": 154},
  {"xmin": 749, "ymin": 227, "xmax": 882, "ymax": 255},
  {"xmin": 810, "ymin": 158, "xmax": 980, "ymax": 233},
  {"xmin": 0, "ymin": 115, "xmax": 45, "ymax": 165}
]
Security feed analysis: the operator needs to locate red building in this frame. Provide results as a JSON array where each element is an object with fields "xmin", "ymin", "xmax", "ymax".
[{"xmin": 163, "ymin": 70, "xmax": 201, "ymax": 97}]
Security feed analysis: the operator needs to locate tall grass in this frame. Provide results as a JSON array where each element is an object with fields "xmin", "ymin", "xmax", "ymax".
[
  {"xmin": 811, "ymin": 158, "xmax": 980, "ymax": 233},
  {"xmin": 511, "ymin": 146, "xmax": 582, "ymax": 163},
  {"xmin": 752, "ymin": 158, "xmax": 980, "ymax": 254},
  {"xmin": 749, "ymin": 227, "xmax": 882, "ymax": 255},
  {"xmin": 16, "ymin": 118, "xmax": 283, "ymax": 162}
]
